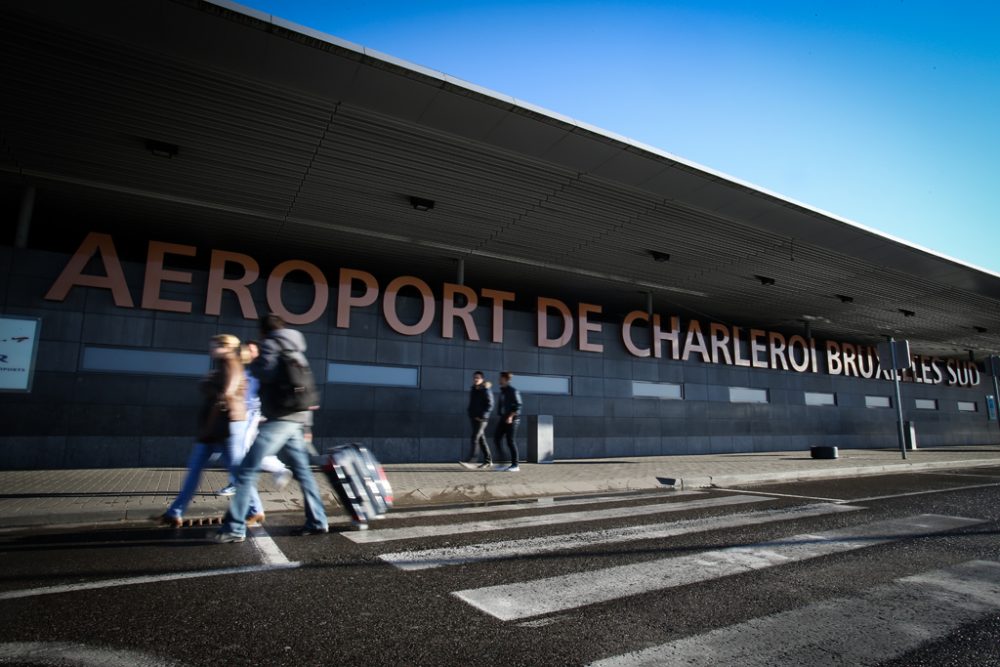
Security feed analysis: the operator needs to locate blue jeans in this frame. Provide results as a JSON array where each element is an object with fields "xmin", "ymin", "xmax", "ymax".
[
  {"xmin": 227, "ymin": 410, "xmax": 286, "ymax": 484},
  {"xmin": 494, "ymin": 420, "xmax": 519, "ymax": 466},
  {"xmin": 227, "ymin": 409, "xmax": 260, "ymax": 486},
  {"xmin": 167, "ymin": 421, "xmax": 261, "ymax": 519},
  {"xmin": 221, "ymin": 419, "xmax": 328, "ymax": 536}
]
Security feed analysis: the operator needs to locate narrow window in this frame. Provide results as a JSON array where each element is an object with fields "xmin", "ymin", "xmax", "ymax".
[
  {"xmin": 632, "ymin": 381, "xmax": 683, "ymax": 400},
  {"xmin": 729, "ymin": 387, "xmax": 768, "ymax": 403},
  {"xmin": 804, "ymin": 392, "xmax": 836, "ymax": 406},
  {"xmin": 327, "ymin": 362, "xmax": 418, "ymax": 387},
  {"xmin": 865, "ymin": 395, "xmax": 891, "ymax": 409}
]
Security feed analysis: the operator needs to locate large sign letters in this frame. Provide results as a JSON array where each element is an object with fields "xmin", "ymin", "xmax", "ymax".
[{"xmin": 44, "ymin": 232, "xmax": 981, "ymax": 387}]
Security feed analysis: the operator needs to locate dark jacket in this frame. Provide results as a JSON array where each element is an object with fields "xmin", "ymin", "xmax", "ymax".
[
  {"xmin": 497, "ymin": 384, "xmax": 522, "ymax": 423},
  {"xmin": 251, "ymin": 327, "xmax": 311, "ymax": 423},
  {"xmin": 467, "ymin": 381, "xmax": 494, "ymax": 420}
]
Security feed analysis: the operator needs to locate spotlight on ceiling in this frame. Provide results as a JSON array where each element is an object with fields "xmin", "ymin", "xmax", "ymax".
[
  {"xmin": 145, "ymin": 139, "xmax": 178, "ymax": 158},
  {"xmin": 755, "ymin": 275, "xmax": 776, "ymax": 286},
  {"xmin": 835, "ymin": 294, "xmax": 854, "ymax": 303},
  {"xmin": 898, "ymin": 308, "xmax": 916, "ymax": 317},
  {"xmin": 973, "ymin": 326, "xmax": 988, "ymax": 333},
  {"xmin": 648, "ymin": 250, "xmax": 671, "ymax": 263},
  {"xmin": 409, "ymin": 196, "xmax": 435, "ymax": 212}
]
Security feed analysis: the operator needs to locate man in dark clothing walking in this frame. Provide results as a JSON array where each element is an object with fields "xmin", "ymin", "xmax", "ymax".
[
  {"xmin": 213, "ymin": 314, "xmax": 329, "ymax": 543},
  {"xmin": 494, "ymin": 371, "xmax": 523, "ymax": 472},
  {"xmin": 463, "ymin": 371, "xmax": 494, "ymax": 468}
]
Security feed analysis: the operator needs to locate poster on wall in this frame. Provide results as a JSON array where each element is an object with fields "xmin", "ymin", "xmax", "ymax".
[{"xmin": 0, "ymin": 316, "xmax": 41, "ymax": 392}]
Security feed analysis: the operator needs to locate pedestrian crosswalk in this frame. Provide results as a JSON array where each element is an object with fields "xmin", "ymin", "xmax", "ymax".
[
  {"xmin": 344, "ymin": 493, "xmax": 774, "ymax": 544},
  {"xmin": 382, "ymin": 489, "xmax": 706, "ymax": 521},
  {"xmin": 356, "ymin": 490, "xmax": 996, "ymax": 664},
  {"xmin": 380, "ymin": 502, "xmax": 864, "ymax": 571},
  {"xmin": 588, "ymin": 559, "xmax": 1000, "ymax": 667},
  {"xmin": 452, "ymin": 513, "xmax": 981, "ymax": 621}
]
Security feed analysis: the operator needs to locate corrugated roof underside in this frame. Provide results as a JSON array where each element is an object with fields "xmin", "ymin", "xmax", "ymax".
[{"xmin": 0, "ymin": 2, "xmax": 998, "ymax": 357}]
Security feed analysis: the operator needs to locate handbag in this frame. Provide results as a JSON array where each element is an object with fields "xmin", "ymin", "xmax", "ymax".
[{"xmin": 198, "ymin": 397, "xmax": 230, "ymax": 444}]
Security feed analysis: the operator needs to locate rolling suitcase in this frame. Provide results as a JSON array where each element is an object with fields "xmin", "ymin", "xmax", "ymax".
[{"xmin": 321, "ymin": 444, "xmax": 393, "ymax": 529}]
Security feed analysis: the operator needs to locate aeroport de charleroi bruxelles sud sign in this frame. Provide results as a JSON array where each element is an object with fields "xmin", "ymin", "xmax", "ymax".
[{"xmin": 43, "ymin": 232, "xmax": 982, "ymax": 388}]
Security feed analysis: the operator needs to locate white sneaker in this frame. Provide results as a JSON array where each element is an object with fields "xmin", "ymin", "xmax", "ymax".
[
  {"xmin": 216, "ymin": 485, "xmax": 236, "ymax": 497},
  {"xmin": 506, "ymin": 465, "xmax": 521, "ymax": 472},
  {"xmin": 212, "ymin": 531, "xmax": 245, "ymax": 543},
  {"xmin": 272, "ymin": 469, "xmax": 292, "ymax": 490}
]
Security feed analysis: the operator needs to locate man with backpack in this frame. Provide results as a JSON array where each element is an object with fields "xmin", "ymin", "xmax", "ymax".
[{"xmin": 214, "ymin": 314, "xmax": 329, "ymax": 542}]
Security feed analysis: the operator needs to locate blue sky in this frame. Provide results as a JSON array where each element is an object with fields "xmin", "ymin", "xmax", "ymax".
[{"xmin": 242, "ymin": 1, "xmax": 1000, "ymax": 273}]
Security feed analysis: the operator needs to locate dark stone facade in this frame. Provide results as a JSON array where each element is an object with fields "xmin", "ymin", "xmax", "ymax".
[{"xmin": 1, "ymin": 244, "xmax": 997, "ymax": 468}]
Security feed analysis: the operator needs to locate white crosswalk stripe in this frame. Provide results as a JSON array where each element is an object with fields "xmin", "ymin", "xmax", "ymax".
[
  {"xmin": 248, "ymin": 526, "xmax": 294, "ymax": 566},
  {"xmin": 452, "ymin": 514, "xmax": 984, "ymax": 621},
  {"xmin": 384, "ymin": 490, "xmax": 705, "ymax": 521},
  {"xmin": 345, "ymin": 493, "xmax": 774, "ymax": 544},
  {"xmin": 588, "ymin": 559, "xmax": 1000, "ymax": 667},
  {"xmin": 380, "ymin": 502, "xmax": 865, "ymax": 571}
]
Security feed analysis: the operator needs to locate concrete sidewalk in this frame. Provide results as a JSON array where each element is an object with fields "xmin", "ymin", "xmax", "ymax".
[{"xmin": 2, "ymin": 446, "xmax": 1000, "ymax": 529}]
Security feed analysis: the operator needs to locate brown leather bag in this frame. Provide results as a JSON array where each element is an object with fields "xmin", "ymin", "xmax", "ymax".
[{"xmin": 197, "ymin": 396, "xmax": 230, "ymax": 444}]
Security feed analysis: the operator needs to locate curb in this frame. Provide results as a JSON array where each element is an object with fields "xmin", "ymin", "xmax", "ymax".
[
  {"xmin": 0, "ymin": 501, "xmax": 234, "ymax": 530},
  {"xmin": 682, "ymin": 458, "xmax": 1000, "ymax": 490},
  {"xmin": 391, "ymin": 477, "xmax": 672, "ymax": 507},
  {"xmin": 391, "ymin": 457, "xmax": 1000, "ymax": 503},
  {"xmin": 2, "ymin": 457, "xmax": 996, "ymax": 529}
]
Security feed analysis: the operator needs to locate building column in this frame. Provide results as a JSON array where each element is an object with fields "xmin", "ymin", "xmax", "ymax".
[
  {"xmin": 15, "ymin": 185, "xmax": 36, "ymax": 249},
  {"xmin": 646, "ymin": 291, "xmax": 654, "ymax": 351}
]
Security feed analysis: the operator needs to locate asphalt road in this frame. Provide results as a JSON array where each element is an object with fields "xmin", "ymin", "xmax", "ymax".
[{"xmin": 1, "ymin": 467, "xmax": 999, "ymax": 666}]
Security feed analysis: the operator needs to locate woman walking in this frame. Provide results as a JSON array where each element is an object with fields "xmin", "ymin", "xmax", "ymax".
[
  {"xmin": 216, "ymin": 340, "xmax": 292, "ymax": 496},
  {"xmin": 159, "ymin": 334, "xmax": 264, "ymax": 527}
]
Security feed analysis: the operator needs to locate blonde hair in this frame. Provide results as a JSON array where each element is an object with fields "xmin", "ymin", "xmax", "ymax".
[{"xmin": 211, "ymin": 334, "xmax": 241, "ymax": 353}]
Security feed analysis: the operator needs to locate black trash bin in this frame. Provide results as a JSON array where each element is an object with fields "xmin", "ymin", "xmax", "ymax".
[{"xmin": 810, "ymin": 445, "xmax": 838, "ymax": 459}]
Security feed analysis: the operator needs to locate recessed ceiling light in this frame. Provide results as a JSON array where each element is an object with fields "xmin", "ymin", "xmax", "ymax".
[
  {"xmin": 145, "ymin": 139, "xmax": 178, "ymax": 158},
  {"xmin": 648, "ymin": 250, "xmax": 671, "ymax": 263},
  {"xmin": 409, "ymin": 196, "xmax": 435, "ymax": 211}
]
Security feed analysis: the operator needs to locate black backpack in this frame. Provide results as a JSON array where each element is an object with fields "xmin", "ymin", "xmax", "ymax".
[{"xmin": 272, "ymin": 339, "xmax": 318, "ymax": 412}]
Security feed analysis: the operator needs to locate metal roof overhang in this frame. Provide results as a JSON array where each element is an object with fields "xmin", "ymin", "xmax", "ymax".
[{"xmin": 2, "ymin": 0, "xmax": 999, "ymax": 357}]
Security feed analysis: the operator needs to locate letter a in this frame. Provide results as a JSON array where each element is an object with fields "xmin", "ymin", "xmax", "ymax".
[{"xmin": 45, "ymin": 232, "xmax": 134, "ymax": 307}]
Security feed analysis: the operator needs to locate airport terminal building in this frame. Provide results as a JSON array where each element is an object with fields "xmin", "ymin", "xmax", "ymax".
[{"xmin": 2, "ymin": 0, "xmax": 999, "ymax": 468}]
